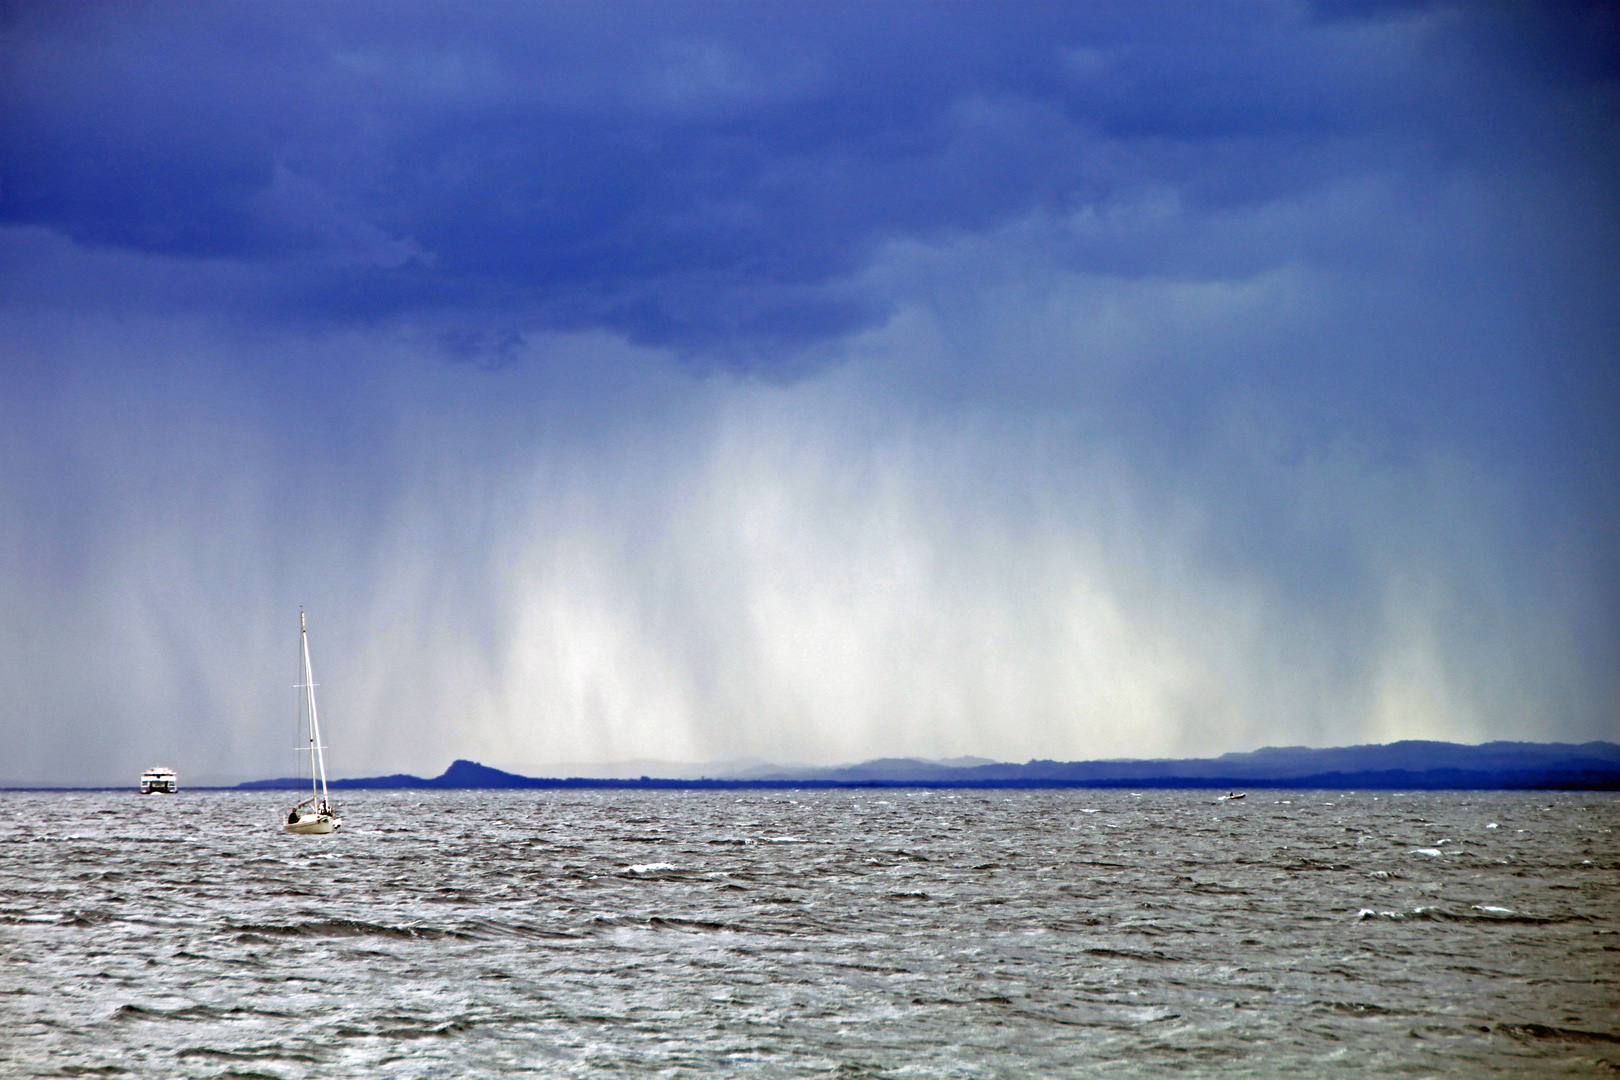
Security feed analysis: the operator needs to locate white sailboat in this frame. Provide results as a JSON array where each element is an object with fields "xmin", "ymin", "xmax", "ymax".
[{"xmin": 284, "ymin": 610, "xmax": 341, "ymax": 834}]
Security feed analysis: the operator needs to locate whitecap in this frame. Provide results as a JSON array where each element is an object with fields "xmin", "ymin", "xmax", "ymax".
[
  {"xmin": 1485, "ymin": 823, "xmax": 1499, "ymax": 829},
  {"xmin": 1472, "ymin": 905, "xmax": 1513, "ymax": 915},
  {"xmin": 626, "ymin": 863, "xmax": 676, "ymax": 874},
  {"xmin": 763, "ymin": 836, "xmax": 809, "ymax": 843},
  {"xmin": 1410, "ymin": 848, "xmax": 1443, "ymax": 857}
]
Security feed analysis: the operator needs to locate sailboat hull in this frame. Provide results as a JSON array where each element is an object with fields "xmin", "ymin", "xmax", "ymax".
[{"xmin": 283, "ymin": 813, "xmax": 340, "ymax": 834}]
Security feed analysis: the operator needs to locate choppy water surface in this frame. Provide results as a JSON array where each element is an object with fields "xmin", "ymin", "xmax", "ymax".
[{"xmin": 2, "ymin": 789, "xmax": 1616, "ymax": 1077}]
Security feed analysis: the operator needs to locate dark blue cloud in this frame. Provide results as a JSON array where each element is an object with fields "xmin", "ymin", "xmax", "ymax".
[
  {"xmin": 4, "ymin": 2, "xmax": 1619, "ymax": 779},
  {"xmin": 7, "ymin": 1, "xmax": 1610, "ymax": 366}
]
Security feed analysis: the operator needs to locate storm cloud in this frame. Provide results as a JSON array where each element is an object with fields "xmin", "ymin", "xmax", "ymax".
[{"xmin": 1, "ymin": 2, "xmax": 1615, "ymax": 783}]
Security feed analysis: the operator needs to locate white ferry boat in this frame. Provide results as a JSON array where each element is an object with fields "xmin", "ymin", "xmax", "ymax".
[{"xmin": 139, "ymin": 767, "xmax": 178, "ymax": 794}]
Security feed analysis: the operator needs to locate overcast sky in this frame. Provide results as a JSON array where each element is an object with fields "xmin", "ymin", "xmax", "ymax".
[{"xmin": 2, "ymin": 1, "xmax": 1616, "ymax": 783}]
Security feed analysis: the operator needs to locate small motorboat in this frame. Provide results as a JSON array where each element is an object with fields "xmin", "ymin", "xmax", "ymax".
[{"xmin": 1218, "ymin": 791, "xmax": 1246, "ymax": 801}]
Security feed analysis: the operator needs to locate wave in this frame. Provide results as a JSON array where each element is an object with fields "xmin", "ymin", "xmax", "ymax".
[
  {"xmin": 113, "ymin": 1002, "xmax": 291, "ymax": 1023},
  {"xmin": 646, "ymin": 916, "xmax": 742, "ymax": 933},
  {"xmin": 1496, "ymin": 1023, "xmax": 1620, "ymax": 1045},
  {"xmin": 332, "ymin": 1017, "xmax": 477, "ymax": 1040},
  {"xmin": 174, "ymin": 1045, "xmax": 319, "ymax": 1063},
  {"xmin": 1353, "ymin": 906, "xmax": 1577, "ymax": 925},
  {"xmin": 1319, "ymin": 1000, "xmax": 1400, "ymax": 1016},
  {"xmin": 1083, "ymin": 946, "xmax": 1178, "ymax": 963},
  {"xmin": 227, "ymin": 918, "xmax": 474, "ymax": 941}
]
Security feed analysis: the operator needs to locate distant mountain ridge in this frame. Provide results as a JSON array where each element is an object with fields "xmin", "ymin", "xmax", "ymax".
[{"xmin": 236, "ymin": 740, "xmax": 1620, "ymax": 791}]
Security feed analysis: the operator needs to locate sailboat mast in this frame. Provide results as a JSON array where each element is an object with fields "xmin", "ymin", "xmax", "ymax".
[
  {"xmin": 301, "ymin": 612, "xmax": 317, "ymax": 806},
  {"xmin": 301, "ymin": 611, "xmax": 331, "ymax": 806}
]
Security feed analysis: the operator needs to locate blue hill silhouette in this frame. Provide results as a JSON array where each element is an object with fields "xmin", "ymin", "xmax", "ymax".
[{"xmin": 237, "ymin": 741, "xmax": 1620, "ymax": 791}]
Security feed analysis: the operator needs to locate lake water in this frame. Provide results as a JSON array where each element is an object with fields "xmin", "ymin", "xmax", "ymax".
[{"xmin": 2, "ymin": 788, "xmax": 1616, "ymax": 1077}]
